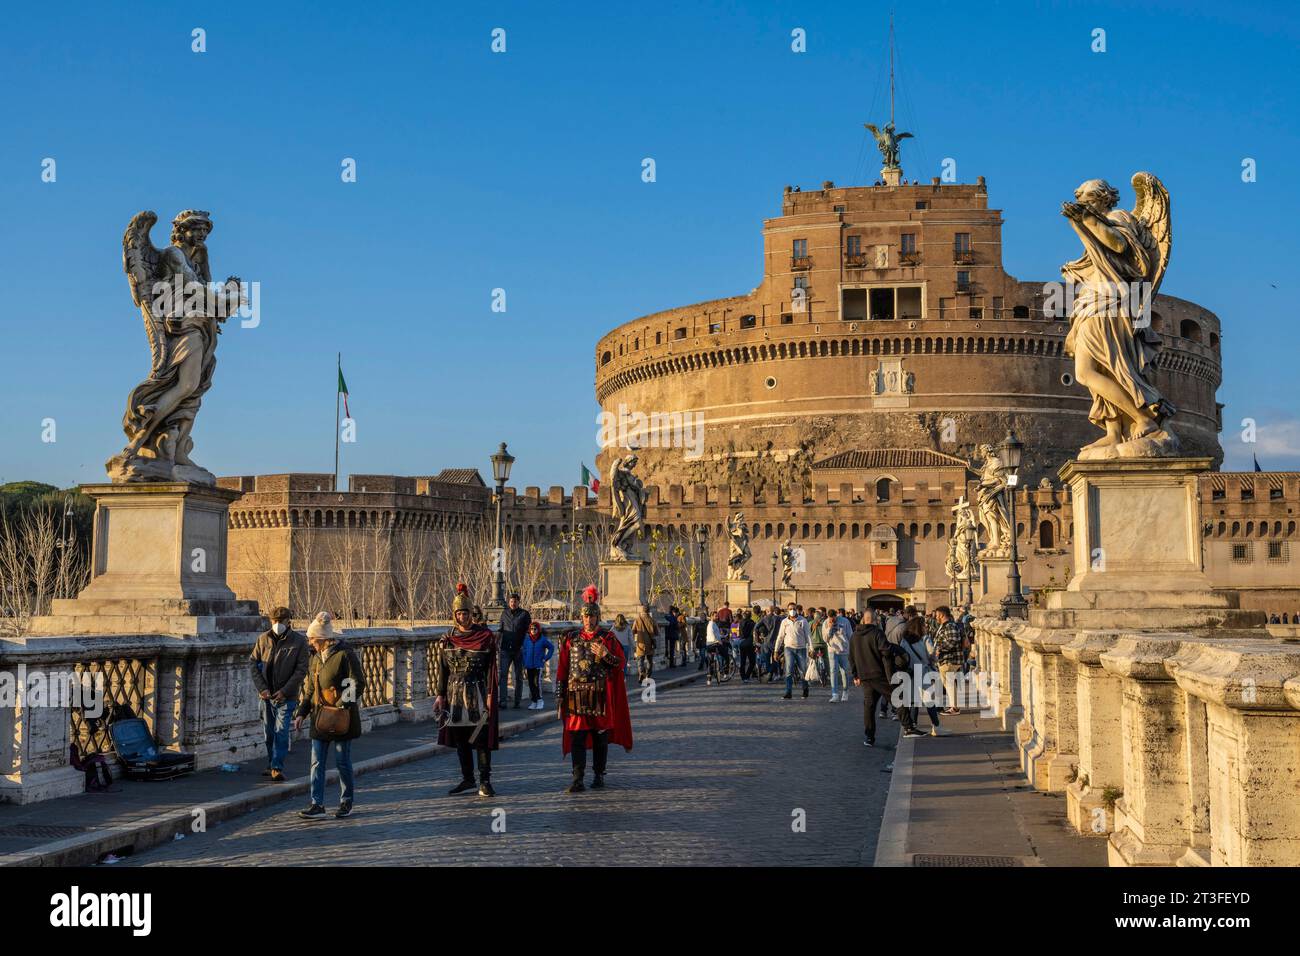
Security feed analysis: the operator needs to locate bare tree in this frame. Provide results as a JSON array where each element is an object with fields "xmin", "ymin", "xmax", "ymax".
[{"xmin": 0, "ymin": 503, "xmax": 88, "ymax": 636}]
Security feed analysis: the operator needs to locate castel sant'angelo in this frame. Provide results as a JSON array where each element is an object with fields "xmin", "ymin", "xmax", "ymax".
[{"xmin": 222, "ymin": 125, "xmax": 1297, "ymax": 617}]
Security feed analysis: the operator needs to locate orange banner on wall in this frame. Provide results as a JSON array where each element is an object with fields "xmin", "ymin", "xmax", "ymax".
[{"xmin": 871, "ymin": 564, "xmax": 897, "ymax": 590}]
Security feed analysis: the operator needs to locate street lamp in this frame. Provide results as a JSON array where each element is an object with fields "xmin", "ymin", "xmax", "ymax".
[
  {"xmin": 487, "ymin": 441, "xmax": 515, "ymax": 618},
  {"xmin": 998, "ymin": 430, "xmax": 1028, "ymax": 620},
  {"xmin": 770, "ymin": 550, "xmax": 778, "ymax": 606},
  {"xmin": 694, "ymin": 525, "xmax": 709, "ymax": 613}
]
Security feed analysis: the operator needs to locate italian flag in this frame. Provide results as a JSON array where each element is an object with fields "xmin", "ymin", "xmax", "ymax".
[
  {"xmin": 581, "ymin": 463, "xmax": 600, "ymax": 494},
  {"xmin": 338, "ymin": 364, "xmax": 351, "ymax": 419}
]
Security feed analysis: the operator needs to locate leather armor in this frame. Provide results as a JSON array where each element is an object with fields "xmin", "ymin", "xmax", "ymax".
[
  {"xmin": 436, "ymin": 640, "xmax": 493, "ymax": 726},
  {"xmin": 561, "ymin": 631, "xmax": 614, "ymax": 717}
]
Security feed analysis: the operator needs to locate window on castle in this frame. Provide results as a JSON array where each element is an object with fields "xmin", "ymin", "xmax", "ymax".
[
  {"xmin": 655, "ymin": 332, "xmax": 662, "ymax": 344},
  {"xmin": 1268, "ymin": 541, "xmax": 1288, "ymax": 561},
  {"xmin": 674, "ymin": 327, "xmax": 687, "ymax": 340},
  {"xmin": 1231, "ymin": 543, "xmax": 1251, "ymax": 563},
  {"xmin": 1013, "ymin": 305, "xmax": 1030, "ymax": 319},
  {"xmin": 900, "ymin": 233, "xmax": 916, "ymax": 254},
  {"xmin": 708, "ymin": 322, "xmax": 721, "ymax": 333},
  {"xmin": 740, "ymin": 314, "xmax": 757, "ymax": 329},
  {"xmin": 1039, "ymin": 521, "xmax": 1054, "ymax": 549},
  {"xmin": 915, "ymin": 201, "xmax": 928, "ymax": 210},
  {"xmin": 969, "ymin": 308, "xmax": 983, "ymax": 320},
  {"xmin": 876, "ymin": 478, "xmax": 892, "ymax": 502},
  {"xmin": 956, "ymin": 271, "xmax": 971, "ymax": 291},
  {"xmin": 846, "ymin": 235, "xmax": 862, "ymax": 257},
  {"xmin": 781, "ymin": 313, "xmax": 793, "ymax": 324},
  {"xmin": 792, "ymin": 238, "xmax": 808, "ymax": 258}
]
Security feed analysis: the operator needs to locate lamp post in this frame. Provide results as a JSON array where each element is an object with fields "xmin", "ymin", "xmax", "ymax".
[
  {"xmin": 998, "ymin": 430, "xmax": 1028, "ymax": 620},
  {"xmin": 487, "ymin": 441, "xmax": 515, "ymax": 621},
  {"xmin": 770, "ymin": 550, "xmax": 778, "ymax": 606},
  {"xmin": 694, "ymin": 525, "xmax": 708, "ymax": 613}
]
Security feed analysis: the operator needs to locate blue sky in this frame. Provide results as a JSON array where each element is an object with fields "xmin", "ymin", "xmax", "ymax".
[{"xmin": 2, "ymin": 0, "xmax": 1297, "ymax": 489}]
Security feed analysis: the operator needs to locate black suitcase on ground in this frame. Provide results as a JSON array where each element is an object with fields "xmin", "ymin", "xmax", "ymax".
[{"xmin": 109, "ymin": 717, "xmax": 196, "ymax": 781}]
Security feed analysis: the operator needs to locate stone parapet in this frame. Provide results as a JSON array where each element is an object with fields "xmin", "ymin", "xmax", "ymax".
[{"xmin": 0, "ymin": 621, "xmax": 583, "ymax": 805}]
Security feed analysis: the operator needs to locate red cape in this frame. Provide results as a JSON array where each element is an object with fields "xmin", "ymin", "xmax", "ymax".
[
  {"xmin": 436, "ymin": 625, "xmax": 500, "ymax": 751},
  {"xmin": 558, "ymin": 628, "xmax": 634, "ymax": 755}
]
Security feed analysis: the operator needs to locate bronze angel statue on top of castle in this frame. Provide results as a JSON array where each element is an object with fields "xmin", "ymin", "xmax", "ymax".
[
  {"xmin": 108, "ymin": 210, "xmax": 245, "ymax": 484},
  {"xmin": 1060, "ymin": 172, "xmax": 1180, "ymax": 460}
]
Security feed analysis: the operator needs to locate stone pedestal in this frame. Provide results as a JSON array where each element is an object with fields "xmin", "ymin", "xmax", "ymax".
[
  {"xmin": 1013, "ymin": 627, "xmax": 1079, "ymax": 792},
  {"xmin": 28, "ymin": 482, "xmax": 264, "ymax": 636},
  {"xmin": 1044, "ymin": 458, "xmax": 1262, "ymax": 631},
  {"xmin": 599, "ymin": 559, "xmax": 649, "ymax": 620},
  {"xmin": 777, "ymin": 588, "xmax": 798, "ymax": 608},
  {"xmin": 974, "ymin": 553, "xmax": 1014, "ymax": 618},
  {"xmin": 724, "ymin": 578, "xmax": 752, "ymax": 610}
]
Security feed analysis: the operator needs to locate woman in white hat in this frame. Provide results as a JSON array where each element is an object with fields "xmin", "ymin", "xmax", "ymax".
[{"xmin": 293, "ymin": 612, "xmax": 366, "ymax": 819}]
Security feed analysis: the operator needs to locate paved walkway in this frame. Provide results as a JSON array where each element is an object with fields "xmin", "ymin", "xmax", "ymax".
[
  {"xmin": 877, "ymin": 705, "xmax": 1108, "ymax": 867},
  {"xmin": 119, "ymin": 668, "xmax": 896, "ymax": 867},
  {"xmin": 3, "ymin": 660, "xmax": 1102, "ymax": 867}
]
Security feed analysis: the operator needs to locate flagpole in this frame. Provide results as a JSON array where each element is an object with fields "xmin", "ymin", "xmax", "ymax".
[{"xmin": 334, "ymin": 352, "xmax": 341, "ymax": 492}]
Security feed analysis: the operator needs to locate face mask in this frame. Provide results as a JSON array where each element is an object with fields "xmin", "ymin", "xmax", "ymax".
[
  {"xmin": 272, "ymin": 622, "xmax": 287, "ymax": 636},
  {"xmin": 787, "ymin": 610, "xmax": 796, "ymax": 618}
]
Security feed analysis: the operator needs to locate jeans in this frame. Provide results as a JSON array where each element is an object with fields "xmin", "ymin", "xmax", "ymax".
[
  {"xmin": 309, "ymin": 738, "xmax": 354, "ymax": 807},
  {"xmin": 261, "ymin": 697, "xmax": 296, "ymax": 770},
  {"xmin": 828, "ymin": 652, "xmax": 850, "ymax": 697},
  {"xmin": 862, "ymin": 678, "xmax": 915, "ymax": 742},
  {"xmin": 740, "ymin": 645, "xmax": 757, "ymax": 679},
  {"xmin": 499, "ymin": 648, "xmax": 523, "ymax": 705},
  {"xmin": 783, "ymin": 647, "xmax": 808, "ymax": 696},
  {"xmin": 526, "ymin": 668, "xmax": 542, "ymax": 702}
]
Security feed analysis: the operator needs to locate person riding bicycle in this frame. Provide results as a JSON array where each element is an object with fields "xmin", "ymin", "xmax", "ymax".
[{"xmin": 705, "ymin": 611, "xmax": 730, "ymax": 685}]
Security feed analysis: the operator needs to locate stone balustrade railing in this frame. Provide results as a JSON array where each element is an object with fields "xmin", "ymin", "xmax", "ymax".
[
  {"xmin": 973, "ymin": 617, "xmax": 1300, "ymax": 866},
  {"xmin": 0, "ymin": 621, "xmax": 586, "ymax": 805}
]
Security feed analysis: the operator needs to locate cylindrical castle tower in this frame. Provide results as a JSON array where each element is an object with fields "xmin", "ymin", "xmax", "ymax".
[{"xmin": 595, "ymin": 177, "xmax": 1223, "ymax": 489}]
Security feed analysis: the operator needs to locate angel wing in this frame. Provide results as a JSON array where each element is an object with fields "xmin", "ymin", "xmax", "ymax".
[
  {"xmin": 122, "ymin": 211, "xmax": 167, "ymax": 376},
  {"xmin": 896, "ymin": 131, "xmax": 914, "ymax": 141},
  {"xmin": 1130, "ymin": 171, "xmax": 1171, "ymax": 296}
]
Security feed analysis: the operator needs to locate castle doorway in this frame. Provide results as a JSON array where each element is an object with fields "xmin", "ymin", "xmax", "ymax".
[{"xmin": 866, "ymin": 592, "xmax": 904, "ymax": 613}]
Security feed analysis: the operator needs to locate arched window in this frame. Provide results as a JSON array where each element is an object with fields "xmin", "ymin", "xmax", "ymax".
[
  {"xmin": 601, "ymin": 351, "xmax": 612, "ymax": 366},
  {"xmin": 1039, "ymin": 520, "xmax": 1054, "ymax": 549},
  {"xmin": 1179, "ymin": 319, "xmax": 1202, "ymax": 343},
  {"xmin": 875, "ymin": 477, "xmax": 892, "ymax": 502}
]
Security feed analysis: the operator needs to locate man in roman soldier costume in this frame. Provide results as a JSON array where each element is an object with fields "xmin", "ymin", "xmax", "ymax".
[
  {"xmin": 433, "ymin": 583, "xmax": 501, "ymax": 797},
  {"xmin": 556, "ymin": 586, "xmax": 634, "ymax": 793}
]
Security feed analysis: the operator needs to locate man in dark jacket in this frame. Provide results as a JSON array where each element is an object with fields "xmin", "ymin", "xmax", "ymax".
[
  {"xmin": 850, "ymin": 609, "xmax": 920, "ymax": 755},
  {"xmin": 664, "ymin": 606, "xmax": 681, "ymax": 667},
  {"xmin": 739, "ymin": 608, "xmax": 758, "ymax": 682},
  {"xmin": 498, "ymin": 593, "xmax": 531, "ymax": 709},
  {"xmin": 250, "ymin": 606, "xmax": 309, "ymax": 781}
]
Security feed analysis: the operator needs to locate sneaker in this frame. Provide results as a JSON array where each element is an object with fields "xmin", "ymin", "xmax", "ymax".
[
  {"xmin": 903, "ymin": 728, "xmax": 926, "ymax": 738},
  {"xmin": 931, "ymin": 726, "xmax": 950, "ymax": 736},
  {"xmin": 260, "ymin": 767, "xmax": 273, "ymax": 777},
  {"xmin": 829, "ymin": 695, "xmax": 839, "ymax": 703},
  {"xmin": 334, "ymin": 801, "xmax": 353, "ymax": 819},
  {"xmin": 298, "ymin": 804, "xmax": 326, "ymax": 819},
  {"xmin": 781, "ymin": 693, "xmax": 792, "ymax": 700},
  {"xmin": 890, "ymin": 712, "xmax": 899, "ymax": 720},
  {"xmin": 269, "ymin": 769, "xmax": 285, "ymax": 782},
  {"xmin": 447, "ymin": 778, "xmax": 477, "ymax": 795},
  {"xmin": 478, "ymin": 780, "xmax": 496, "ymax": 798},
  {"xmin": 566, "ymin": 778, "xmax": 585, "ymax": 794},
  {"xmin": 943, "ymin": 707, "xmax": 961, "ymax": 716},
  {"xmin": 863, "ymin": 737, "xmax": 875, "ymax": 748}
]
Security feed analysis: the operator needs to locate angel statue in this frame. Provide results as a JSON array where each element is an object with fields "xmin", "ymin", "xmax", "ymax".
[
  {"xmin": 108, "ymin": 210, "xmax": 244, "ymax": 484},
  {"xmin": 1061, "ymin": 173, "xmax": 1181, "ymax": 460},
  {"xmin": 779, "ymin": 538, "xmax": 796, "ymax": 589},
  {"xmin": 865, "ymin": 120, "xmax": 912, "ymax": 170},
  {"xmin": 947, "ymin": 497, "xmax": 979, "ymax": 596},
  {"xmin": 726, "ymin": 512, "xmax": 752, "ymax": 581},
  {"xmin": 974, "ymin": 444, "xmax": 1012, "ymax": 558},
  {"xmin": 608, "ymin": 454, "xmax": 648, "ymax": 561}
]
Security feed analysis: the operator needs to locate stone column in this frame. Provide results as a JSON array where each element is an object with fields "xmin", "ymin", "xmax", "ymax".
[
  {"xmin": 1100, "ymin": 634, "xmax": 1212, "ymax": 867},
  {"xmin": 1061, "ymin": 631, "xmax": 1125, "ymax": 835},
  {"xmin": 1174, "ymin": 640, "xmax": 1300, "ymax": 866},
  {"xmin": 1013, "ymin": 626, "xmax": 1079, "ymax": 791},
  {"xmin": 724, "ymin": 579, "xmax": 753, "ymax": 610},
  {"xmin": 600, "ymin": 560, "xmax": 649, "ymax": 620}
]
